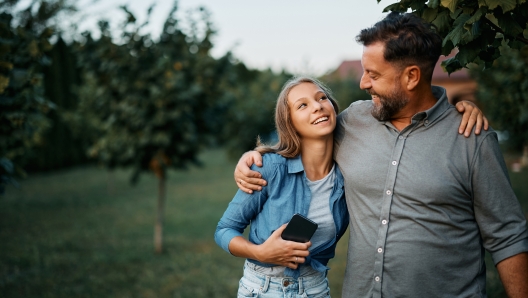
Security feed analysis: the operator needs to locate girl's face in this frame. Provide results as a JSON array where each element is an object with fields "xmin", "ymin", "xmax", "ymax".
[{"xmin": 287, "ymin": 82, "xmax": 336, "ymax": 140}]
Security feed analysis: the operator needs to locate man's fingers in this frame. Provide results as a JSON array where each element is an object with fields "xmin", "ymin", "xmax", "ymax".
[
  {"xmin": 484, "ymin": 116, "xmax": 489, "ymax": 131},
  {"xmin": 237, "ymin": 166, "xmax": 262, "ymax": 179},
  {"xmin": 236, "ymin": 179, "xmax": 254, "ymax": 194},
  {"xmin": 244, "ymin": 176, "xmax": 266, "ymax": 187},
  {"xmin": 239, "ymin": 178, "xmax": 263, "ymax": 191}
]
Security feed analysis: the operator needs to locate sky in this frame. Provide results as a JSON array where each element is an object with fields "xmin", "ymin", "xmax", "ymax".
[{"xmin": 74, "ymin": 0, "xmax": 391, "ymax": 76}]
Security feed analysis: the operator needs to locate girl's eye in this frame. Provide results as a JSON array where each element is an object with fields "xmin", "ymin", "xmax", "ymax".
[
  {"xmin": 298, "ymin": 103, "xmax": 306, "ymax": 109},
  {"xmin": 320, "ymin": 96, "xmax": 328, "ymax": 101}
]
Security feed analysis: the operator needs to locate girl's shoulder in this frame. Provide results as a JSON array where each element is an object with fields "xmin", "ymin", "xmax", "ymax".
[
  {"xmin": 249, "ymin": 153, "xmax": 289, "ymax": 179},
  {"xmin": 261, "ymin": 152, "xmax": 288, "ymax": 164}
]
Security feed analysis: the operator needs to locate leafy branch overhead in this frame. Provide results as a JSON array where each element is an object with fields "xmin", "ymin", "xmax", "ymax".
[{"xmin": 381, "ymin": 0, "xmax": 528, "ymax": 73}]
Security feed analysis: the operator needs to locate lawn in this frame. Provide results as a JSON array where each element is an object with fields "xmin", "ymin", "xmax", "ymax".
[{"xmin": 1, "ymin": 149, "xmax": 527, "ymax": 297}]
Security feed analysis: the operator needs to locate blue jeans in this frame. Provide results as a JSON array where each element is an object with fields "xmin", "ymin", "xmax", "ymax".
[{"xmin": 237, "ymin": 261, "xmax": 331, "ymax": 298}]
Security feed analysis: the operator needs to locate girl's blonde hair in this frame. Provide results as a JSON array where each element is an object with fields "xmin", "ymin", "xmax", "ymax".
[{"xmin": 255, "ymin": 77, "xmax": 339, "ymax": 158}]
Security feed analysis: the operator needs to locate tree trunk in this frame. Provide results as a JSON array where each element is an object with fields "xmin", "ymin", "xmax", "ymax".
[
  {"xmin": 107, "ymin": 170, "xmax": 115, "ymax": 195},
  {"xmin": 521, "ymin": 144, "xmax": 528, "ymax": 168},
  {"xmin": 154, "ymin": 174, "xmax": 166, "ymax": 254}
]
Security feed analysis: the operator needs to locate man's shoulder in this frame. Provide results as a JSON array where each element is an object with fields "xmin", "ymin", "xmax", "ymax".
[
  {"xmin": 338, "ymin": 100, "xmax": 373, "ymax": 122},
  {"xmin": 344, "ymin": 99, "xmax": 373, "ymax": 113},
  {"xmin": 442, "ymin": 106, "xmax": 498, "ymax": 139}
]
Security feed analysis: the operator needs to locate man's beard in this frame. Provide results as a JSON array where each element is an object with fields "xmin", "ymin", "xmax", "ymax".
[{"xmin": 368, "ymin": 86, "xmax": 409, "ymax": 121}]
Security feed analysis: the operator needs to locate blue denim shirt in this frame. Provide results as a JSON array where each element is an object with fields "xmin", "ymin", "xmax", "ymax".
[{"xmin": 215, "ymin": 153, "xmax": 349, "ymax": 278}]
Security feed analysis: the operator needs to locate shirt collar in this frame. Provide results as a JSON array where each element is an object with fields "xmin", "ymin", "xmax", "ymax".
[
  {"xmin": 411, "ymin": 85, "xmax": 450, "ymax": 127},
  {"xmin": 287, "ymin": 154, "xmax": 305, "ymax": 174}
]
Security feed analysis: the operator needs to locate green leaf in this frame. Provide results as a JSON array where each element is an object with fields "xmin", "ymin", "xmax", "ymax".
[
  {"xmin": 441, "ymin": 0, "xmax": 459, "ymax": 12},
  {"xmin": 484, "ymin": 0, "xmax": 500, "ymax": 10},
  {"xmin": 0, "ymin": 74, "xmax": 9, "ymax": 94},
  {"xmin": 485, "ymin": 14, "xmax": 499, "ymax": 27},
  {"xmin": 422, "ymin": 7, "xmax": 438, "ymax": 22},
  {"xmin": 433, "ymin": 10, "xmax": 452, "ymax": 33},
  {"xmin": 496, "ymin": 0, "xmax": 517, "ymax": 12},
  {"xmin": 443, "ymin": 13, "xmax": 472, "ymax": 46},
  {"xmin": 409, "ymin": 0, "xmax": 426, "ymax": 11},
  {"xmin": 477, "ymin": 0, "xmax": 487, "ymax": 7},
  {"xmin": 383, "ymin": 2, "xmax": 407, "ymax": 12},
  {"xmin": 441, "ymin": 39, "xmax": 455, "ymax": 55},
  {"xmin": 450, "ymin": 8, "xmax": 462, "ymax": 19},
  {"xmin": 465, "ymin": 7, "xmax": 486, "ymax": 25},
  {"xmin": 508, "ymin": 40, "xmax": 525, "ymax": 50},
  {"xmin": 456, "ymin": 44, "xmax": 480, "ymax": 65},
  {"xmin": 496, "ymin": 13, "xmax": 524, "ymax": 36},
  {"xmin": 470, "ymin": 21, "xmax": 482, "ymax": 38},
  {"xmin": 428, "ymin": 0, "xmax": 440, "ymax": 8},
  {"xmin": 441, "ymin": 57, "xmax": 463, "ymax": 74}
]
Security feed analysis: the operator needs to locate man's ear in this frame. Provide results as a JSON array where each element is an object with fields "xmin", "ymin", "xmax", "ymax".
[{"xmin": 402, "ymin": 65, "xmax": 420, "ymax": 91}]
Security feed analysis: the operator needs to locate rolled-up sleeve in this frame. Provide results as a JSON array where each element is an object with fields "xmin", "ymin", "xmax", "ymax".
[
  {"xmin": 214, "ymin": 156, "xmax": 276, "ymax": 254},
  {"xmin": 472, "ymin": 133, "xmax": 528, "ymax": 264}
]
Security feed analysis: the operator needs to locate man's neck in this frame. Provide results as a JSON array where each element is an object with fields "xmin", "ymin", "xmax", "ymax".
[{"xmin": 390, "ymin": 88, "xmax": 437, "ymax": 131}]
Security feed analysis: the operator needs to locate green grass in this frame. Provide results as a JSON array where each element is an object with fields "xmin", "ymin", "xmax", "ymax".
[{"xmin": 1, "ymin": 149, "xmax": 527, "ymax": 297}]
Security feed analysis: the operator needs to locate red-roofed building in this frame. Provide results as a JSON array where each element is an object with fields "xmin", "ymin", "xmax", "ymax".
[{"xmin": 331, "ymin": 51, "xmax": 476, "ymax": 104}]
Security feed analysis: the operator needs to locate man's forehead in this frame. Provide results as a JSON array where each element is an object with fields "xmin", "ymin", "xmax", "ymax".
[{"xmin": 361, "ymin": 43, "xmax": 392, "ymax": 72}]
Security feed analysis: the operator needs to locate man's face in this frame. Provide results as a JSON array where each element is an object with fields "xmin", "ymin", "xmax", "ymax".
[{"xmin": 359, "ymin": 42, "xmax": 409, "ymax": 121}]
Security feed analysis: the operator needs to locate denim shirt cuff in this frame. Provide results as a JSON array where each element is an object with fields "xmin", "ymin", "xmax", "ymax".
[{"xmin": 219, "ymin": 229, "xmax": 243, "ymax": 254}]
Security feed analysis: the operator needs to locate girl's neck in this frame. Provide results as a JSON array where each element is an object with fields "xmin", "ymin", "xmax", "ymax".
[{"xmin": 300, "ymin": 136, "xmax": 334, "ymax": 181}]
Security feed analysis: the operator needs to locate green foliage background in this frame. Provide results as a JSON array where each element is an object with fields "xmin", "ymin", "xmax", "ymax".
[
  {"xmin": 0, "ymin": 2, "xmax": 60, "ymax": 193},
  {"xmin": 470, "ymin": 45, "xmax": 528, "ymax": 151},
  {"xmin": 1, "ymin": 0, "xmax": 527, "ymax": 296}
]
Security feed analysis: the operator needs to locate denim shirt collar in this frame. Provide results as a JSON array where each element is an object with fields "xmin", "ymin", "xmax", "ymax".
[
  {"xmin": 287, "ymin": 154, "xmax": 305, "ymax": 174},
  {"xmin": 287, "ymin": 155, "xmax": 344, "ymax": 190}
]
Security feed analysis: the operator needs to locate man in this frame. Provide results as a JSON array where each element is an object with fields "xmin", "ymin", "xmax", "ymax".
[{"xmin": 234, "ymin": 12, "xmax": 528, "ymax": 297}]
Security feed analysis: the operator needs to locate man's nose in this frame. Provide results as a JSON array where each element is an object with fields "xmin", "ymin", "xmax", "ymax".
[{"xmin": 359, "ymin": 73, "xmax": 370, "ymax": 90}]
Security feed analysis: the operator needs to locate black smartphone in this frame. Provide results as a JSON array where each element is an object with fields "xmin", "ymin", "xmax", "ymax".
[{"xmin": 281, "ymin": 213, "xmax": 318, "ymax": 243}]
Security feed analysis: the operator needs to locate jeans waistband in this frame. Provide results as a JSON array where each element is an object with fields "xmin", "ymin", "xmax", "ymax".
[
  {"xmin": 245, "ymin": 259, "xmax": 321, "ymax": 277},
  {"xmin": 243, "ymin": 260, "xmax": 326, "ymax": 294}
]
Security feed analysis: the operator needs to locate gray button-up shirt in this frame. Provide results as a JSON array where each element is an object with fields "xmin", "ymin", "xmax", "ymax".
[{"xmin": 334, "ymin": 86, "xmax": 528, "ymax": 298}]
